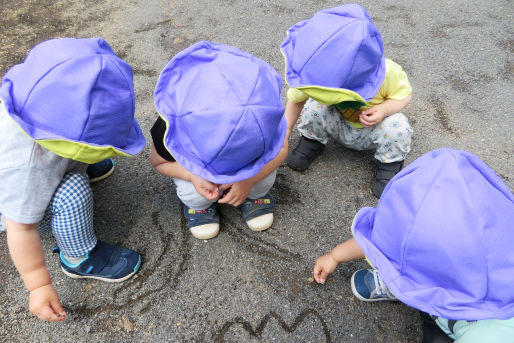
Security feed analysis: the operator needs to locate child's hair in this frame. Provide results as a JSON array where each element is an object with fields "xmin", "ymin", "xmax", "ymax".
[{"xmin": 153, "ymin": 41, "xmax": 286, "ymax": 184}]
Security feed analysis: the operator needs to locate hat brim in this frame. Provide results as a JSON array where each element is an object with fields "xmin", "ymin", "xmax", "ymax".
[{"xmin": 1, "ymin": 99, "xmax": 146, "ymax": 163}]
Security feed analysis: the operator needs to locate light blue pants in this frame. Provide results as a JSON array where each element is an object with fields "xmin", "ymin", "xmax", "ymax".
[
  {"xmin": 298, "ymin": 98, "xmax": 413, "ymax": 163},
  {"xmin": 39, "ymin": 173, "xmax": 97, "ymax": 257},
  {"xmin": 174, "ymin": 170, "xmax": 277, "ymax": 210}
]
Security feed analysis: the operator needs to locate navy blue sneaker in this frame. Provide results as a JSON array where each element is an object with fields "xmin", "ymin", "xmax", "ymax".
[
  {"xmin": 240, "ymin": 193, "xmax": 274, "ymax": 231},
  {"xmin": 184, "ymin": 203, "xmax": 220, "ymax": 239},
  {"xmin": 351, "ymin": 269, "xmax": 397, "ymax": 302},
  {"xmin": 53, "ymin": 240, "xmax": 141, "ymax": 282},
  {"xmin": 87, "ymin": 158, "xmax": 115, "ymax": 183}
]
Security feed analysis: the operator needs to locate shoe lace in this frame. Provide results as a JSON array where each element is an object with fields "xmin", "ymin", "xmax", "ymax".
[{"xmin": 371, "ymin": 269, "xmax": 395, "ymax": 299}]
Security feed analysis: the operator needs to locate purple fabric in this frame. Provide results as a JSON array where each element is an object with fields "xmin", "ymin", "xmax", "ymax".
[
  {"xmin": 353, "ymin": 148, "xmax": 514, "ymax": 320},
  {"xmin": 154, "ymin": 41, "xmax": 286, "ymax": 184},
  {"xmin": 0, "ymin": 38, "xmax": 145, "ymax": 155},
  {"xmin": 281, "ymin": 4, "xmax": 385, "ymax": 101}
]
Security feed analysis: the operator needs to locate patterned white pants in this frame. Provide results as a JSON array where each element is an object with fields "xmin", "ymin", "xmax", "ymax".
[{"xmin": 297, "ymin": 98, "xmax": 413, "ymax": 163}]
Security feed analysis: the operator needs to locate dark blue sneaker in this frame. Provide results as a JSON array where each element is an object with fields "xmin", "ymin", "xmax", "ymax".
[
  {"xmin": 184, "ymin": 203, "xmax": 220, "ymax": 239},
  {"xmin": 240, "ymin": 193, "xmax": 274, "ymax": 231},
  {"xmin": 351, "ymin": 269, "xmax": 397, "ymax": 302},
  {"xmin": 87, "ymin": 158, "xmax": 115, "ymax": 183},
  {"xmin": 53, "ymin": 240, "xmax": 141, "ymax": 282}
]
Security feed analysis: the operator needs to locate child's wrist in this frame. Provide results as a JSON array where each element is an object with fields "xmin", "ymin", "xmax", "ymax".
[
  {"xmin": 23, "ymin": 268, "xmax": 52, "ymax": 292},
  {"xmin": 29, "ymin": 282, "xmax": 53, "ymax": 293},
  {"xmin": 328, "ymin": 250, "xmax": 341, "ymax": 265}
]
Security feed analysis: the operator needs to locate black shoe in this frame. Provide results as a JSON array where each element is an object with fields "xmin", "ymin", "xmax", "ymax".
[
  {"xmin": 286, "ymin": 136, "xmax": 325, "ymax": 171},
  {"xmin": 372, "ymin": 161, "xmax": 404, "ymax": 198},
  {"xmin": 87, "ymin": 159, "xmax": 115, "ymax": 183}
]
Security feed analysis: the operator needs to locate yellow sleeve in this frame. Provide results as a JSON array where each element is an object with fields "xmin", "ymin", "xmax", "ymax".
[
  {"xmin": 287, "ymin": 88, "xmax": 309, "ymax": 103},
  {"xmin": 380, "ymin": 59, "xmax": 412, "ymax": 101}
]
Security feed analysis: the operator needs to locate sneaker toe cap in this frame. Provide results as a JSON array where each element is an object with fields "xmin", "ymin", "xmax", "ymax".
[
  {"xmin": 351, "ymin": 269, "xmax": 372, "ymax": 300},
  {"xmin": 246, "ymin": 213, "xmax": 273, "ymax": 231},
  {"xmin": 111, "ymin": 249, "xmax": 141, "ymax": 279},
  {"xmin": 190, "ymin": 223, "xmax": 220, "ymax": 239}
]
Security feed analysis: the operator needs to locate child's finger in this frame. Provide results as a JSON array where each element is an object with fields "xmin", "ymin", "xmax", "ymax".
[
  {"xmin": 217, "ymin": 191, "xmax": 234, "ymax": 204},
  {"xmin": 313, "ymin": 264, "xmax": 323, "ymax": 284},
  {"xmin": 319, "ymin": 269, "xmax": 328, "ymax": 284},
  {"xmin": 218, "ymin": 183, "xmax": 233, "ymax": 191},
  {"xmin": 37, "ymin": 305, "xmax": 61, "ymax": 322},
  {"xmin": 50, "ymin": 300, "xmax": 66, "ymax": 321}
]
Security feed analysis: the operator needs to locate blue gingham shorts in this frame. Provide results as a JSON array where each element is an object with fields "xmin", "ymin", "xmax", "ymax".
[{"xmin": 39, "ymin": 173, "xmax": 97, "ymax": 257}]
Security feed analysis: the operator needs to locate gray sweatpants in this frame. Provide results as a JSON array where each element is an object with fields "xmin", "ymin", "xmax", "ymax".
[{"xmin": 173, "ymin": 170, "xmax": 277, "ymax": 210}]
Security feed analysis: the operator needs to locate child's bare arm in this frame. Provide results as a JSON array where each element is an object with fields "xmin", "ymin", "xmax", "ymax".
[
  {"xmin": 359, "ymin": 94, "xmax": 412, "ymax": 127},
  {"xmin": 218, "ymin": 133, "xmax": 289, "ymax": 206},
  {"xmin": 285, "ymin": 100, "xmax": 306, "ymax": 141},
  {"xmin": 5, "ymin": 217, "xmax": 66, "ymax": 322},
  {"xmin": 150, "ymin": 145, "xmax": 219, "ymax": 199},
  {"xmin": 313, "ymin": 238, "xmax": 365, "ymax": 284},
  {"xmin": 150, "ymin": 144, "xmax": 193, "ymax": 180}
]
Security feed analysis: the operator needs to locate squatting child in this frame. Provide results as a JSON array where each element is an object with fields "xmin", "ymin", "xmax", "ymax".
[
  {"xmin": 150, "ymin": 41, "xmax": 287, "ymax": 239},
  {"xmin": 313, "ymin": 149, "xmax": 514, "ymax": 342},
  {"xmin": 0, "ymin": 38, "xmax": 146, "ymax": 322},
  {"xmin": 282, "ymin": 4, "xmax": 413, "ymax": 197}
]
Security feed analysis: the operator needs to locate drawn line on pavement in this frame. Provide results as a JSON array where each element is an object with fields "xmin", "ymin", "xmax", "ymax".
[{"xmin": 215, "ymin": 309, "xmax": 331, "ymax": 342}]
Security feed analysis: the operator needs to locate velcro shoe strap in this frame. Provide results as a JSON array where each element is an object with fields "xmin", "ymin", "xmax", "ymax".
[
  {"xmin": 241, "ymin": 194, "xmax": 274, "ymax": 222},
  {"xmin": 81, "ymin": 240, "xmax": 116, "ymax": 273}
]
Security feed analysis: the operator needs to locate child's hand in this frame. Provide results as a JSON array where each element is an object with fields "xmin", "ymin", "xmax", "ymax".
[
  {"xmin": 313, "ymin": 253, "xmax": 339, "ymax": 284},
  {"xmin": 359, "ymin": 106, "xmax": 385, "ymax": 127},
  {"xmin": 217, "ymin": 179, "xmax": 253, "ymax": 206},
  {"xmin": 29, "ymin": 284, "xmax": 66, "ymax": 322},
  {"xmin": 190, "ymin": 174, "xmax": 220, "ymax": 200}
]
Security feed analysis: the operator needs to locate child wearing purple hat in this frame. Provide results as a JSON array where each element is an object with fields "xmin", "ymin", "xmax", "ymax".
[
  {"xmin": 282, "ymin": 4, "xmax": 413, "ymax": 198},
  {"xmin": 0, "ymin": 38, "xmax": 146, "ymax": 322},
  {"xmin": 313, "ymin": 149, "xmax": 514, "ymax": 342},
  {"xmin": 151, "ymin": 41, "xmax": 287, "ymax": 240}
]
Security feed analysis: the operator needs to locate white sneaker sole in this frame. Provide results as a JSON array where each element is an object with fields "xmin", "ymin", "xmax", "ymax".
[
  {"xmin": 88, "ymin": 166, "xmax": 115, "ymax": 183},
  {"xmin": 190, "ymin": 223, "xmax": 220, "ymax": 239},
  {"xmin": 246, "ymin": 213, "xmax": 273, "ymax": 232},
  {"xmin": 61, "ymin": 255, "xmax": 141, "ymax": 283}
]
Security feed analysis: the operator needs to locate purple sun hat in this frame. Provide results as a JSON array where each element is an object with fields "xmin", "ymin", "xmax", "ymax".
[
  {"xmin": 0, "ymin": 37, "xmax": 146, "ymax": 163},
  {"xmin": 281, "ymin": 4, "xmax": 385, "ymax": 103},
  {"xmin": 352, "ymin": 148, "xmax": 514, "ymax": 320},
  {"xmin": 154, "ymin": 41, "xmax": 286, "ymax": 184}
]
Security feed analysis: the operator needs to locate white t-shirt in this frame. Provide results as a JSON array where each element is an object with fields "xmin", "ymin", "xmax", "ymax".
[{"xmin": 0, "ymin": 103, "xmax": 86, "ymax": 224}]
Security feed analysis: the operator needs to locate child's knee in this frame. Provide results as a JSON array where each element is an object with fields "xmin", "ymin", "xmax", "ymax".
[
  {"xmin": 379, "ymin": 113, "xmax": 412, "ymax": 141},
  {"xmin": 175, "ymin": 182, "xmax": 215, "ymax": 210},
  {"xmin": 300, "ymin": 99, "xmax": 331, "ymax": 121}
]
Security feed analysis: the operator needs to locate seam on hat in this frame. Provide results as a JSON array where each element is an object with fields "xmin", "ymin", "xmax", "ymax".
[
  {"xmin": 79, "ymin": 55, "xmax": 103, "ymax": 142},
  {"xmin": 205, "ymin": 65, "xmax": 262, "ymax": 169},
  {"xmin": 18, "ymin": 58, "xmax": 72, "ymax": 116},
  {"xmin": 296, "ymin": 18, "xmax": 355, "ymax": 80},
  {"xmin": 462, "ymin": 152, "xmax": 514, "ymax": 202},
  {"xmin": 398, "ymin": 159, "xmax": 447, "ymax": 275},
  {"xmin": 109, "ymin": 53, "xmax": 134, "ymax": 119}
]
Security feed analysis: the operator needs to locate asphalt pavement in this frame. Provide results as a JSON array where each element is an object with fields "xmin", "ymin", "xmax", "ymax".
[{"xmin": 0, "ymin": 0, "xmax": 512, "ymax": 342}]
